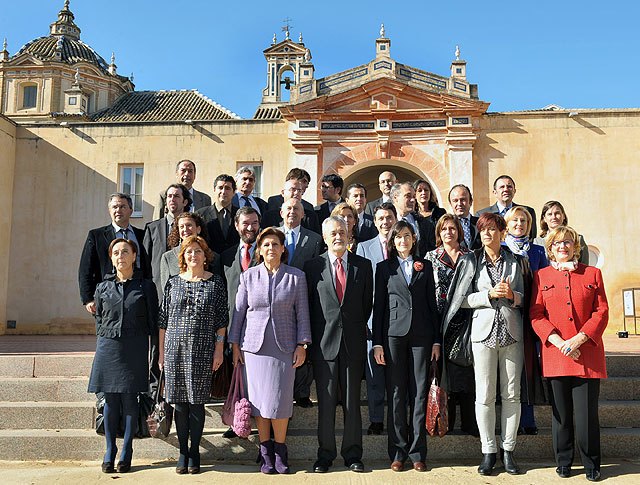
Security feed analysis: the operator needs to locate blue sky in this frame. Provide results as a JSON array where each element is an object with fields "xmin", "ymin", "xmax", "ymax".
[{"xmin": 2, "ymin": 0, "xmax": 639, "ymax": 118}]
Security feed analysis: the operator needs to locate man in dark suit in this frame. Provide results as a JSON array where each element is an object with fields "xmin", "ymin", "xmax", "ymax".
[
  {"xmin": 266, "ymin": 167, "xmax": 315, "ymax": 212},
  {"xmin": 144, "ymin": 184, "xmax": 191, "ymax": 299},
  {"xmin": 279, "ymin": 198, "xmax": 324, "ymax": 408},
  {"xmin": 365, "ymin": 170, "xmax": 396, "ymax": 216},
  {"xmin": 231, "ymin": 166, "xmax": 268, "ymax": 215},
  {"xmin": 196, "ymin": 174, "xmax": 239, "ymax": 254},
  {"xmin": 449, "ymin": 184, "xmax": 482, "ymax": 250},
  {"xmin": 475, "ymin": 175, "xmax": 537, "ymax": 238},
  {"xmin": 155, "ymin": 160, "xmax": 211, "ymax": 218},
  {"xmin": 346, "ymin": 183, "xmax": 378, "ymax": 242},
  {"xmin": 215, "ymin": 206, "xmax": 261, "ymax": 439},
  {"xmin": 79, "ymin": 193, "xmax": 148, "ymax": 314},
  {"xmin": 315, "ymin": 174, "xmax": 344, "ymax": 226},
  {"xmin": 390, "ymin": 182, "xmax": 435, "ymax": 257},
  {"xmin": 262, "ymin": 179, "xmax": 320, "ymax": 233},
  {"xmin": 304, "ymin": 216, "xmax": 373, "ymax": 474}
]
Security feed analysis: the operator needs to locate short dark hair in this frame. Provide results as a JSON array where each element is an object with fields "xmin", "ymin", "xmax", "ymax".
[
  {"xmin": 346, "ymin": 183, "xmax": 367, "ymax": 198},
  {"xmin": 322, "ymin": 174, "xmax": 344, "ymax": 194},
  {"xmin": 373, "ymin": 201, "xmax": 397, "ymax": 218},
  {"xmin": 493, "ymin": 175, "xmax": 516, "ymax": 190},
  {"xmin": 286, "ymin": 168, "xmax": 311, "ymax": 184},
  {"xmin": 387, "ymin": 220, "xmax": 418, "ymax": 259},
  {"xmin": 255, "ymin": 227, "xmax": 288, "ymax": 264},
  {"xmin": 448, "ymin": 184, "xmax": 473, "ymax": 204},
  {"xmin": 175, "ymin": 159, "xmax": 196, "ymax": 172},
  {"xmin": 234, "ymin": 206, "xmax": 260, "ymax": 224},
  {"xmin": 165, "ymin": 183, "xmax": 192, "ymax": 211},
  {"xmin": 476, "ymin": 212, "xmax": 507, "ymax": 233},
  {"xmin": 214, "ymin": 174, "xmax": 236, "ymax": 191},
  {"xmin": 108, "ymin": 193, "xmax": 133, "ymax": 209},
  {"xmin": 108, "ymin": 237, "xmax": 138, "ymax": 257}
]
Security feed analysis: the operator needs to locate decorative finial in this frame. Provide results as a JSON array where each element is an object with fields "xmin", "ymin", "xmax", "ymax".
[
  {"xmin": 130, "ymin": 72, "xmax": 134, "ymax": 82},
  {"xmin": 299, "ymin": 32, "xmax": 303, "ymax": 43},
  {"xmin": 2, "ymin": 38, "xmax": 7, "ymax": 51},
  {"xmin": 272, "ymin": 33, "xmax": 277, "ymax": 45},
  {"xmin": 74, "ymin": 67, "xmax": 80, "ymax": 84},
  {"xmin": 56, "ymin": 36, "xmax": 63, "ymax": 51},
  {"xmin": 111, "ymin": 52, "xmax": 115, "ymax": 64},
  {"xmin": 304, "ymin": 48, "xmax": 311, "ymax": 62},
  {"xmin": 380, "ymin": 23, "xmax": 385, "ymax": 38},
  {"xmin": 455, "ymin": 45, "xmax": 460, "ymax": 60},
  {"xmin": 64, "ymin": 0, "xmax": 70, "ymax": 9}
]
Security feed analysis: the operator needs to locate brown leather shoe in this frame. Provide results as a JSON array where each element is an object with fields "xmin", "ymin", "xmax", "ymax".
[
  {"xmin": 391, "ymin": 460, "xmax": 404, "ymax": 472},
  {"xmin": 413, "ymin": 461, "xmax": 427, "ymax": 472}
]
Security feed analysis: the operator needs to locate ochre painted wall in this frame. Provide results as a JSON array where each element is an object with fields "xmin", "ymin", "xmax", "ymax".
[
  {"xmin": 475, "ymin": 110, "xmax": 640, "ymax": 332},
  {"xmin": 0, "ymin": 115, "xmax": 16, "ymax": 335}
]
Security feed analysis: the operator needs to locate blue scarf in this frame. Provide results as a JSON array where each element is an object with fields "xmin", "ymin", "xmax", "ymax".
[{"xmin": 504, "ymin": 234, "xmax": 530, "ymax": 257}]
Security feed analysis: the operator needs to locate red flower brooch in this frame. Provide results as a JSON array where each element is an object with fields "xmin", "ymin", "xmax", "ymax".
[{"xmin": 413, "ymin": 261, "xmax": 424, "ymax": 272}]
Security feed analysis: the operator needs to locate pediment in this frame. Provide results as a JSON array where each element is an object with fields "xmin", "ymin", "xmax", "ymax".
[
  {"xmin": 281, "ymin": 77, "xmax": 489, "ymax": 119},
  {"xmin": 7, "ymin": 54, "xmax": 44, "ymax": 67},
  {"xmin": 263, "ymin": 39, "xmax": 308, "ymax": 56}
]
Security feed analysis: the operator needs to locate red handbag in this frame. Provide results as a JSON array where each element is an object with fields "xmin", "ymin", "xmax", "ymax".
[
  {"xmin": 425, "ymin": 359, "xmax": 448, "ymax": 437},
  {"xmin": 222, "ymin": 363, "xmax": 252, "ymax": 438}
]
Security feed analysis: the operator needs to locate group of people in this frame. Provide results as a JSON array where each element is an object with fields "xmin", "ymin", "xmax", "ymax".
[{"xmin": 80, "ymin": 161, "xmax": 608, "ymax": 481}]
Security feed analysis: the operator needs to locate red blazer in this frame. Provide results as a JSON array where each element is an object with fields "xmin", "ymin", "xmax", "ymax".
[{"xmin": 530, "ymin": 264, "xmax": 608, "ymax": 378}]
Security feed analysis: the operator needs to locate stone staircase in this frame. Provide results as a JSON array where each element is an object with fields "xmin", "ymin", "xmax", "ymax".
[{"xmin": 0, "ymin": 351, "xmax": 638, "ymax": 462}]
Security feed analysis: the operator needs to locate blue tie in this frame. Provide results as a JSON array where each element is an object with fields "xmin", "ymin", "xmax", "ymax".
[{"xmin": 287, "ymin": 231, "xmax": 296, "ymax": 264}]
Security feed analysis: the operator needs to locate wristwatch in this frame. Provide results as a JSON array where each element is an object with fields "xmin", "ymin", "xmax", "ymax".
[{"xmin": 297, "ymin": 343, "xmax": 308, "ymax": 350}]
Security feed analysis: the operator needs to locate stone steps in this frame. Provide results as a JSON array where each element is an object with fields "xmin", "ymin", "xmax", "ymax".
[
  {"xmin": 0, "ymin": 375, "xmax": 637, "ymax": 402},
  {"xmin": 2, "ymin": 400, "xmax": 640, "ymax": 431},
  {"xmin": 0, "ymin": 427, "xmax": 637, "ymax": 461}
]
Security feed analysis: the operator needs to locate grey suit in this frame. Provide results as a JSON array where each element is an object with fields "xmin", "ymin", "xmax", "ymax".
[
  {"xmin": 143, "ymin": 217, "xmax": 170, "ymax": 301},
  {"xmin": 456, "ymin": 249, "xmax": 524, "ymax": 454},
  {"xmin": 475, "ymin": 202, "xmax": 537, "ymax": 239},
  {"xmin": 365, "ymin": 196, "xmax": 387, "ymax": 217},
  {"xmin": 357, "ymin": 214, "xmax": 378, "ymax": 242},
  {"xmin": 154, "ymin": 188, "xmax": 211, "ymax": 219},
  {"xmin": 356, "ymin": 236, "xmax": 387, "ymax": 425}
]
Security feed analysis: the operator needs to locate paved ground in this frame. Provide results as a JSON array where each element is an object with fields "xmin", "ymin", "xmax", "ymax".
[{"xmin": 1, "ymin": 459, "xmax": 640, "ymax": 484}]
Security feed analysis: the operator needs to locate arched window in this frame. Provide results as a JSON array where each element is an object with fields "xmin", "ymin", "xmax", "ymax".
[
  {"xmin": 21, "ymin": 84, "xmax": 38, "ymax": 109},
  {"xmin": 278, "ymin": 67, "xmax": 295, "ymax": 102}
]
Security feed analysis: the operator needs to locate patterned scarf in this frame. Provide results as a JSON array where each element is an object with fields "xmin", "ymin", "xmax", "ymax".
[
  {"xmin": 504, "ymin": 233, "xmax": 530, "ymax": 257},
  {"xmin": 551, "ymin": 261, "xmax": 578, "ymax": 272}
]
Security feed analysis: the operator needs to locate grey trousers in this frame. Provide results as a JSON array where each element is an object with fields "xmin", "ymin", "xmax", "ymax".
[
  {"xmin": 472, "ymin": 340, "xmax": 523, "ymax": 454},
  {"xmin": 365, "ymin": 339, "xmax": 385, "ymax": 423}
]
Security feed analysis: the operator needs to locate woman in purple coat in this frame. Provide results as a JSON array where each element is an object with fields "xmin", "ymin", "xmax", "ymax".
[{"xmin": 229, "ymin": 227, "xmax": 312, "ymax": 474}]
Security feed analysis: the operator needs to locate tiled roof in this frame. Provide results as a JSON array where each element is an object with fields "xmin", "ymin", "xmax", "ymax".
[
  {"xmin": 91, "ymin": 90, "xmax": 241, "ymax": 122},
  {"xmin": 15, "ymin": 35, "xmax": 110, "ymax": 73},
  {"xmin": 253, "ymin": 106, "xmax": 282, "ymax": 120}
]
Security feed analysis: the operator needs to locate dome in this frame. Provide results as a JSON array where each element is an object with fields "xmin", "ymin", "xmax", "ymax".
[{"xmin": 15, "ymin": 36, "xmax": 110, "ymax": 73}]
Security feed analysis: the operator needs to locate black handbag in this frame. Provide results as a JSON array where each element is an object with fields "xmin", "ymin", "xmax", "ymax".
[
  {"xmin": 146, "ymin": 369, "xmax": 173, "ymax": 439},
  {"xmin": 210, "ymin": 346, "xmax": 232, "ymax": 400},
  {"xmin": 95, "ymin": 392, "xmax": 151, "ymax": 438},
  {"xmin": 446, "ymin": 313, "xmax": 473, "ymax": 367}
]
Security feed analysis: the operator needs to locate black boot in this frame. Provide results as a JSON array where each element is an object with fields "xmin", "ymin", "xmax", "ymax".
[
  {"xmin": 502, "ymin": 450, "xmax": 520, "ymax": 475},
  {"xmin": 478, "ymin": 453, "xmax": 496, "ymax": 475}
]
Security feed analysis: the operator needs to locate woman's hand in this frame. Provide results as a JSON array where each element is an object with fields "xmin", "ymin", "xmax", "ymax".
[
  {"xmin": 560, "ymin": 332, "xmax": 589, "ymax": 357},
  {"xmin": 431, "ymin": 344, "xmax": 441, "ymax": 361},
  {"xmin": 489, "ymin": 278, "xmax": 513, "ymax": 300},
  {"xmin": 158, "ymin": 353, "xmax": 164, "ymax": 371},
  {"xmin": 212, "ymin": 347, "xmax": 224, "ymax": 372},
  {"xmin": 232, "ymin": 343, "xmax": 244, "ymax": 366},
  {"xmin": 373, "ymin": 346, "xmax": 386, "ymax": 365},
  {"xmin": 292, "ymin": 346, "xmax": 306, "ymax": 368}
]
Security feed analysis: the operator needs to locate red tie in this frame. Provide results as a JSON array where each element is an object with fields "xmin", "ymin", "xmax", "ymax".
[
  {"xmin": 335, "ymin": 257, "xmax": 346, "ymax": 304},
  {"xmin": 241, "ymin": 243, "xmax": 251, "ymax": 271}
]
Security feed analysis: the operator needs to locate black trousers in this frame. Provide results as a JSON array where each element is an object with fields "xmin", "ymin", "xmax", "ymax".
[
  {"xmin": 385, "ymin": 335, "xmax": 429, "ymax": 463},
  {"xmin": 173, "ymin": 402, "xmax": 205, "ymax": 467},
  {"xmin": 313, "ymin": 343, "xmax": 364, "ymax": 466},
  {"xmin": 549, "ymin": 377, "xmax": 601, "ymax": 471},
  {"xmin": 293, "ymin": 360, "xmax": 314, "ymax": 400}
]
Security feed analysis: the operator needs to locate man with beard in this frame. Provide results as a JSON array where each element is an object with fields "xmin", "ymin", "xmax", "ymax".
[{"xmin": 216, "ymin": 206, "xmax": 261, "ymax": 438}]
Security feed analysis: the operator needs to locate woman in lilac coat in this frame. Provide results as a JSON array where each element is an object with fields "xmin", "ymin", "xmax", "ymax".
[{"xmin": 229, "ymin": 227, "xmax": 311, "ymax": 474}]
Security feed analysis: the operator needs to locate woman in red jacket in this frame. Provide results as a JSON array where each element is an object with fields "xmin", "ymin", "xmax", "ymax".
[{"xmin": 530, "ymin": 226, "xmax": 608, "ymax": 482}]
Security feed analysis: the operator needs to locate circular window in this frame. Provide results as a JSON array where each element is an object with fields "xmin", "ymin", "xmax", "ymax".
[{"xmin": 588, "ymin": 245, "xmax": 603, "ymax": 268}]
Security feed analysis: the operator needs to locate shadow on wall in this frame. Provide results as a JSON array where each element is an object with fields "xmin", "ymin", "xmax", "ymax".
[{"xmin": 7, "ymin": 132, "xmax": 153, "ymax": 333}]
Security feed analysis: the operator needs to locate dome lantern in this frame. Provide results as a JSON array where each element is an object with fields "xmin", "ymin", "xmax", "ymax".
[{"xmin": 50, "ymin": 1, "xmax": 81, "ymax": 40}]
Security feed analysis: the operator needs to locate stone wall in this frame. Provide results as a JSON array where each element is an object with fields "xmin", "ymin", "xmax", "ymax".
[{"xmin": 0, "ymin": 115, "xmax": 16, "ymax": 335}]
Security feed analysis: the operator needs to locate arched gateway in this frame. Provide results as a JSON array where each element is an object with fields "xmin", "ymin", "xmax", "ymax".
[{"xmin": 273, "ymin": 31, "xmax": 490, "ymax": 205}]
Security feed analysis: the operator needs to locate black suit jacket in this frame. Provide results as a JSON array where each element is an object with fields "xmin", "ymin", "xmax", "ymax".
[
  {"xmin": 314, "ymin": 199, "xmax": 344, "ymax": 226},
  {"xmin": 475, "ymin": 202, "xmax": 538, "ymax": 239},
  {"xmin": 196, "ymin": 205, "xmax": 240, "ymax": 254},
  {"xmin": 303, "ymin": 252, "xmax": 373, "ymax": 362},
  {"xmin": 357, "ymin": 213, "xmax": 378, "ymax": 242},
  {"xmin": 267, "ymin": 194, "xmax": 314, "ymax": 213},
  {"xmin": 372, "ymin": 257, "xmax": 440, "ymax": 346},
  {"xmin": 155, "ymin": 188, "xmax": 211, "ymax": 219},
  {"xmin": 416, "ymin": 215, "xmax": 437, "ymax": 257},
  {"xmin": 232, "ymin": 193, "xmax": 268, "ymax": 215},
  {"xmin": 364, "ymin": 196, "xmax": 386, "ymax": 217},
  {"xmin": 261, "ymin": 207, "xmax": 321, "ymax": 234},
  {"xmin": 78, "ymin": 224, "xmax": 148, "ymax": 305},
  {"xmin": 463, "ymin": 215, "xmax": 482, "ymax": 250},
  {"xmin": 143, "ymin": 217, "xmax": 171, "ymax": 299}
]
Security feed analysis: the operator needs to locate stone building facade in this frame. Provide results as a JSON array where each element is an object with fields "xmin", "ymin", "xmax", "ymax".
[{"xmin": 0, "ymin": 2, "xmax": 638, "ymax": 335}]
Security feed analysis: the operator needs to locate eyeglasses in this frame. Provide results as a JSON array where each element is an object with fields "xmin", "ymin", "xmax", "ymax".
[{"xmin": 552, "ymin": 240, "xmax": 574, "ymax": 247}]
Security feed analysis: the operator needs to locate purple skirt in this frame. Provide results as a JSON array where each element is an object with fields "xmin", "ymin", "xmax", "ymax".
[{"xmin": 243, "ymin": 319, "xmax": 295, "ymax": 419}]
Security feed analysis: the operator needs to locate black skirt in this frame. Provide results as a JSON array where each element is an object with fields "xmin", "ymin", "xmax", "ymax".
[{"xmin": 88, "ymin": 335, "xmax": 150, "ymax": 393}]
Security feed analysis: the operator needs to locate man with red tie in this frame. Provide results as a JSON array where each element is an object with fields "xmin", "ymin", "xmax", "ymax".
[{"xmin": 304, "ymin": 216, "xmax": 373, "ymax": 474}]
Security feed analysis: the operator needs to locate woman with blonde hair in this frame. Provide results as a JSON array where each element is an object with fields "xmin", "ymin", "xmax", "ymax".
[
  {"xmin": 534, "ymin": 201, "xmax": 589, "ymax": 264},
  {"xmin": 531, "ymin": 226, "xmax": 608, "ymax": 481}
]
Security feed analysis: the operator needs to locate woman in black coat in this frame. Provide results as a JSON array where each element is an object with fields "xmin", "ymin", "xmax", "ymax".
[
  {"xmin": 372, "ymin": 221, "xmax": 441, "ymax": 472},
  {"xmin": 88, "ymin": 238, "xmax": 158, "ymax": 474}
]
